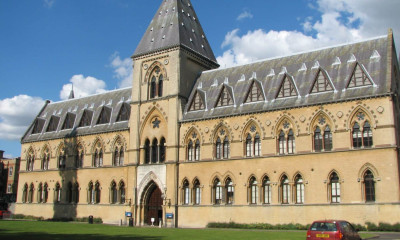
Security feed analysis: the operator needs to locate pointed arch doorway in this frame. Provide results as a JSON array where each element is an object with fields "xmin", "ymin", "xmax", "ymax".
[{"xmin": 142, "ymin": 181, "xmax": 163, "ymax": 226}]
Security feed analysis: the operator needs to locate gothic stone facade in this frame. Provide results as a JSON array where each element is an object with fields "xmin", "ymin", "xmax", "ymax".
[{"xmin": 15, "ymin": 0, "xmax": 400, "ymax": 228}]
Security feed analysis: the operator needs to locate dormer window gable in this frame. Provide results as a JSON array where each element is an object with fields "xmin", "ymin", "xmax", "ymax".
[
  {"xmin": 62, "ymin": 113, "xmax": 76, "ymax": 130},
  {"xmin": 46, "ymin": 115, "xmax": 60, "ymax": 132},
  {"xmin": 310, "ymin": 68, "xmax": 334, "ymax": 94},
  {"xmin": 79, "ymin": 109, "xmax": 93, "ymax": 127},
  {"xmin": 244, "ymin": 80, "xmax": 265, "ymax": 103},
  {"xmin": 346, "ymin": 63, "xmax": 373, "ymax": 89},
  {"xmin": 276, "ymin": 74, "xmax": 298, "ymax": 99},
  {"xmin": 116, "ymin": 103, "xmax": 130, "ymax": 122},
  {"xmin": 31, "ymin": 118, "xmax": 45, "ymax": 134},
  {"xmin": 189, "ymin": 91, "xmax": 205, "ymax": 111},
  {"xmin": 215, "ymin": 85, "xmax": 234, "ymax": 108},
  {"xmin": 97, "ymin": 106, "xmax": 112, "ymax": 125}
]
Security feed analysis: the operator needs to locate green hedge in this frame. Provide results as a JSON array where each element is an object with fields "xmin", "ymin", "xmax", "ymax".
[
  {"xmin": 207, "ymin": 221, "xmax": 400, "ymax": 232},
  {"xmin": 9, "ymin": 214, "xmax": 102, "ymax": 224}
]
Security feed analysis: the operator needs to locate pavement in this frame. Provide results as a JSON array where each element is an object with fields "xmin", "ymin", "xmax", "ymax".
[{"xmin": 363, "ymin": 232, "xmax": 400, "ymax": 239}]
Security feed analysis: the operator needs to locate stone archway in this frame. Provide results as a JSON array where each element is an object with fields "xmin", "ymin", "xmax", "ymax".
[{"xmin": 141, "ymin": 181, "xmax": 163, "ymax": 226}]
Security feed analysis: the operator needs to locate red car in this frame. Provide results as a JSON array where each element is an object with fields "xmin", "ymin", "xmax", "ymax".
[
  {"xmin": 306, "ymin": 220, "xmax": 361, "ymax": 240},
  {"xmin": 0, "ymin": 210, "xmax": 11, "ymax": 219}
]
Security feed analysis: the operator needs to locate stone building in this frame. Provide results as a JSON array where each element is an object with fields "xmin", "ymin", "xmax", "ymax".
[
  {"xmin": 15, "ymin": 0, "xmax": 400, "ymax": 227},
  {"xmin": 0, "ymin": 150, "xmax": 20, "ymax": 205}
]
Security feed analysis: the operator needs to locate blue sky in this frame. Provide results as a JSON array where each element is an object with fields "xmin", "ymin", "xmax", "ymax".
[{"xmin": 0, "ymin": 0, "xmax": 399, "ymax": 158}]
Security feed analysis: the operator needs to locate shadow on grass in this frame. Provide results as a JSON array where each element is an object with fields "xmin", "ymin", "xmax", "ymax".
[{"xmin": 0, "ymin": 230, "xmax": 163, "ymax": 240}]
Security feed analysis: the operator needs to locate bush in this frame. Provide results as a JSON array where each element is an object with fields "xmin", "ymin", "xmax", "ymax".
[
  {"xmin": 206, "ymin": 222, "xmax": 309, "ymax": 230},
  {"xmin": 10, "ymin": 214, "xmax": 102, "ymax": 224}
]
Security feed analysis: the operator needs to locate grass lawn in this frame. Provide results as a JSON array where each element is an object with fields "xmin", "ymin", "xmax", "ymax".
[{"xmin": 0, "ymin": 221, "xmax": 375, "ymax": 240}]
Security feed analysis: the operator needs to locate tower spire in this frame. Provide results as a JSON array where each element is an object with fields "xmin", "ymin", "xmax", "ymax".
[
  {"xmin": 132, "ymin": 0, "xmax": 218, "ymax": 67},
  {"xmin": 68, "ymin": 84, "xmax": 75, "ymax": 99}
]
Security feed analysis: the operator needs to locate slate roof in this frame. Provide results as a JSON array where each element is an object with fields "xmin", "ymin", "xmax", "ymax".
[
  {"xmin": 21, "ymin": 88, "xmax": 132, "ymax": 143},
  {"xmin": 132, "ymin": 0, "xmax": 217, "ymax": 65},
  {"xmin": 182, "ymin": 35, "xmax": 394, "ymax": 122}
]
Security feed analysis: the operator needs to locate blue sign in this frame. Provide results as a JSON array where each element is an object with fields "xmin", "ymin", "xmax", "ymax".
[
  {"xmin": 166, "ymin": 213, "xmax": 174, "ymax": 219},
  {"xmin": 125, "ymin": 212, "xmax": 132, "ymax": 217}
]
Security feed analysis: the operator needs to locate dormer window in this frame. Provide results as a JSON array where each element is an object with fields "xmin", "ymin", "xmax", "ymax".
[
  {"xmin": 116, "ymin": 103, "xmax": 130, "ymax": 122},
  {"xmin": 276, "ymin": 74, "xmax": 298, "ymax": 98},
  {"xmin": 46, "ymin": 116, "xmax": 60, "ymax": 132},
  {"xmin": 216, "ymin": 86, "xmax": 233, "ymax": 107},
  {"xmin": 347, "ymin": 63, "xmax": 373, "ymax": 88},
  {"xmin": 62, "ymin": 113, "xmax": 76, "ymax": 130},
  {"xmin": 310, "ymin": 69, "xmax": 334, "ymax": 93},
  {"xmin": 79, "ymin": 110, "xmax": 93, "ymax": 127},
  {"xmin": 189, "ymin": 91, "xmax": 205, "ymax": 111},
  {"xmin": 32, "ymin": 118, "xmax": 45, "ymax": 134},
  {"xmin": 97, "ymin": 106, "xmax": 112, "ymax": 125},
  {"xmin": 244, "ymin": 80, "xmax": 264, "ymax": 103}
]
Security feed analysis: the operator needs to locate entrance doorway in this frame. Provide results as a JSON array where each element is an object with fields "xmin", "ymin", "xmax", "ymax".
[{"xmin": 144, "ymin": 184, "xmax": 163, "ymax": 226}]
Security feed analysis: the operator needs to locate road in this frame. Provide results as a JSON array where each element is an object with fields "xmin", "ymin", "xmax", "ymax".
[{"xmin": 365, "ymin": 232, "xmax": 400, "ymax": 239}]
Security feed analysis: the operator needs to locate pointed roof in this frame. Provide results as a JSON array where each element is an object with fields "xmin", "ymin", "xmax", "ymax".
[{"xmin": 132, "ymin": 0, "xmax": 218, "ymax": 65}]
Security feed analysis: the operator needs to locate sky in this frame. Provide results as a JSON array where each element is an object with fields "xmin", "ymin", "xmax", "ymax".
[{"xmin": 0, "ymin": 0, "xmax": 399, "ymax": 158}]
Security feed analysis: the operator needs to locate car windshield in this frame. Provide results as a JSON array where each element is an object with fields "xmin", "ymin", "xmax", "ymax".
[{"xmin": 310, "ymin": 222, "xmax": 337, "ymax": 231}]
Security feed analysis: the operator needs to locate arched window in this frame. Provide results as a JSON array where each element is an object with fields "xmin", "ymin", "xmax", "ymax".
[
  {"xmin": 263, "ymin": 176, "xmax": 271, "ymax": 204},
  {"xmin": 144, "ymin": 139, "xmax": 150, "ymax": 164},
  {"xmin": 111, "ymin": 181, "xmax": 117, "ymax": 204},
  {"xmin": 364, "ymin": 170, "xmax": 375, "ymax": 202},
  {"xmin": 193, "ymin": 179, "xmax": 201, "ymax": 205},
  {"xmin": 324, "ymin": 126, "xmax": 332, "ymax": 151},
  {"xmin": 195, "ymin": 140, "xmax": 200, "ymax": 161},
  {"xmin": 363, "ymin": 121, "xmax": 373, "ymax": 147},
  {"xmin": 295, "ymin": 175, "xmax": 304, "ymax": 204},
  {"xmin": 151, "ymin": 138, "xmax": 158, "ymax": 164},
  {"xmin": 95, "ymin": 182, "xmax": 101, "ymax": 204},
  {"xmin": 213, "ymin": 178, "xmax": 222, "ymax": 205},
  {"xmin": 254, "ymin": 133, "xmax": 261, "ymax": 156},
  {"xmin": 54, "ymin": 183, "xmax": 61, "ymax": 203},
  {"xmin": 93, "ymin": 142, "xmax": 103, "ymax": 167},
  {"xmin": 88, "ymin": 182, "xmax": 94, "ymax": 204},
  {"xmin": 330, "ymin": 172, "xmax": 340, "ymax": 203},
  {"xmin": 42, "ymin": 148, "xmax": 50, "ymax": 170},
  {"xmin": 43, "ymin": 183, "xmax": 48, "ymax": 203},
  {"xmin": 119, "ymin": 148, "xmax": 124, "ymax": 166},
  {"xmin": 188, "ymin": 140, "xmax": 193, "ymax": 161},
  {"xmin": 246, "ymin": 134, "xmax": 252, "ymax": 157},
  {"xmin": 150, "ymin": 76, "xmax": 156, "ymax": 99},
  {"xmin": 182, "ymin": 180, "xmax": 190, "ymax": 205},
  {"xmin": 287, "ymin": 130, "xmax": 295, "ymax": 154},
  {"xmin": 158, "ymin": 74, "xmax": 163, "ymax": 97},
  {"xmin": 112, "ymin": 144, "xmax": 124, "ymax": 167},
  {"xmin": 215, "ymin": 137, "xmax": 222, "ymax": 159},
  {"xmin": 22, "ymin": 183, "xmax": 28, "ymax": 203},
  {"xmin": 37, "ymin": 183, "xmax": 43, "ymax": 203},
  {"xmin": 281, "ymin": 176, "xmax": 290, "ymax": 204},
  {"xmin": 352, "ymin": 122, "xmax": 362, "ymax": 148},
  {"xmin": 28, "ymin": 183, "xmax": 34, "ymax": 203},
  {"xmin": 113, "ymin": 147, "xmax": 120, "ymax": 166},
  {"xmin": 223, "ymin": 137, "xmax": 230, "ymax": 159},
  {"xmin": 119, "ymin": 181, "xmax": 125, "ymax": 204},
  {"xmin": 72, "ymin": 183, "xmax": 79, "ymax": 203},
  {"xmin": 278, "ymin": 130, "xmax": 286, "ymax": 154},
  {"xmin": 67, "ymin": 182, "xmax": 73, "ymax": 203},
  {"xmin": 75, "ymin": 144, "xmax": 84, "ymax": 168},
  {"xmin": 314, "ymin": 127, "xmax": 323, "ymax": 152},
  {"xmin": 159, "ymin": 137, "xmax": 166, "ymax": 163},
  {"xmin": 58, "ymin": 149, "xmax": 66, "ymax": 170},
  {"xmin": 149, "ymin": 66, "xmax": 164, "ymax": 99},
  {"xmin": 27, "ymin": 150, "xmax": 34, "ymax": 171},
  {"xmin": 249, "ymin": 177, "xmax": 258, "ymax": 204},
  {"xmin": 226, "ymin": 178, "xmax": 234, "ymax": 204}
]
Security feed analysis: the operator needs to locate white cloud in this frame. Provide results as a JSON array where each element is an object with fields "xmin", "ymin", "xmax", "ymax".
[
  {"xmin": 110, "ymin": 52, "xmax": 133, "ymax": 88},
  {"xmin": 237, "ymin": 10, "xmax": 253, "ymax": 21},
  {"xmin": 217, "ymin": 0, "xmax": 400, "ymax": 68},
  {"xmin": 43, "ymin": 0, "xmax": 55, "ymax": 8},
  {"xmin": 60, "ymin": 75, "xmax": 107, "ymax": 100},
  {"xmin": 0, "ymin": 95, "xmax": 45, "ymax": 140}
]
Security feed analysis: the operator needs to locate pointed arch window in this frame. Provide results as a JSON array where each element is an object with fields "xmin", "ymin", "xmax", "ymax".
[
  {"xmin": 310, "ymin": 69, "xmax": 333, "ymax": 93},
  {"xmin": 195, "ymin": 140, "xmax": 200, "ymax": 161},
  {"xmin": 364, "ymin": 170, "xmax": 375, "ymax": 202},
  {"xmin": 363, "ymin": 121, "xmax": 373, "ymax": 147},
  {"xmin": 43, "ymin": 183, "xmax": 48, "ymax": 203},
  {"xmin": 245, "ymin": 127, "xmax": 262, "ymax": 157},
  {"xmin": 249, "ymin": 177, "xmax": 258, "ymax": 204},
  {"xmin": 314, "ymin": 127, "xmax": 323, "ymax": 152},
  {"xmin": 278, "ymin": 130, "xmax": 286, "ymax": 155},
  {"xmin": 193, "ymin": 179, "xmax": 201, "ymax": 205},
  {"xmin": 277, "ymin": 75, "xmax": 298, "ymax": 98},
  {"xmin": 37, "ymin": 183, "xmax": 43, "ymax": 203},
  {"xmin": 151, "ymin": 138, "xmax": 158, "ymax": 163},
  {"xmin": 54, "ymin": 182, "xmax": 61, "ymax": 203},
  {"xmin": 159, "ymin": 137, "xmax": 166, "ymax": 163},
  {"xmin": 27, "ymin": 150, "xmax": 35, "ymax": 171},
  {"xmin": 93, "ymin": 142, "xmax": 103, "ymax": 167},
  {"xmin": 58, "ymin": 149, "xmax": 66, "ymax": 170},
  {"xmin": 158, "ymin": 74, "xmax": 163, "ymax": 97},
  {"xmin": 113, "ymin": 146, "xmax": 124, "ymax": 166},
  {"xmin": 226, "ymin": 178, "xmax": 234, "ymax": 204},
  {"xmin": 97, "ymin": 106, "xmax": 112, "ymax": 125},
  {"xmin": 88, "ymin": 182, "xmax": 95, "ymax": 204},
  {"xmin": 72, "ymin": 183, "xmax": 79, "ymax": 203},
  {"xmin": 223, "ymin": 137, "xmax": 230, "ymax": 159},
  {"xmin": 215, "ymin": 128, "xmax": 230, "ymax": 159},
  {"xmin": 213, "ymin": 178, "xmax": 222, "ymax": 205},
  {"xmin": 149, "ymin": 66, "xmax": 164, "ymax": 99},
  {"xmin": 42, "ymin": 148, "xmax": 50, "ymax": 170},
  {"xmin": 144, "ymin": 139, "xmax": 150, "ymax": 164},
  {"xmin": 188, "ymin": 140, "xmax": 194, "ymax": 161},
  {"xmin": 246, "ymin": 134, "xmax": 252, "ymax": 157},
  {"xmin": 281, "ymin": 176, "xmax": 290, "ymax": 204},
  {"xmin": 263, "ymin": 176, "xmax": 271, "ymax": 204},
  {"xmin": 189, "ymin": 91, "xmax": 205, "ymax": 111},
  {"xmin": 150, "ymin": 76, "xmax": 157, "ymax": 99},
  {"xmin": 62, "ymin": 113, "xmax": 76, "ymax": 130},
  {"xmin": 216, "ymin": 86, "xmax": 233, "ymax": 107},
  {"xmin": 347, "ymin": 63, "xmax": 373, "ymax": 88},
  {"xmin": 287, "ymin": 130, "xmax": 295, "ymax": 154},
  {"xmin": 95, "ymin": 182, "xmax": 101, "ymax": 204},
  {"xmin": 75, "ymin": 145, "xmax": 84, "ymax": 168},
  {"xmin": 324, "ymin": 126, "xmax": 333, "ymax": 151},
  {"xmin": 22, "ymin": 183, "xmax": 28, "ymax": 203},
  {"xmin": 352, "ymin": 123, "xmax": 362, "ymax": 148},
  {"xmin": 245, "ymin": 81, "xmax": 264, "ymax": 103},
  {"xmin": 119, "ymin": 181, "xmax": 126, "ymax": 204},
  {"xmin": 116, "ymin": 103, "xmax": 130, "ymax": 122},
  {"xmin": 67, "ymin": 182, "xmax": 73, "ymax": 203},
  {"xmin": 182, "ymin": 180, "xmax": 190, "ymax": 205},
  {"xmin": 46, "ymin": 115, "xmax": 60, "ymax": 132},
  {"xmin": 330, "ymin": 172, "xmax": 340, "ymax": 203},
  {"xmin": 111, "ymin": 181, "xmax": 117, "ymax": 204},
  {"xmin": 28, "ymin": 183, "xmax": 34, "ymax": 203},
  {"xmin": 216, "ymin": 137, "xmax": 222, "ymax": 159},
  {"xmin": 79, "ymin": 110, "xmax": 93, "ymax": 127},
  {"xmin": 295, "ymin": 175, "xmax": 304, "ymax": 204}
]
